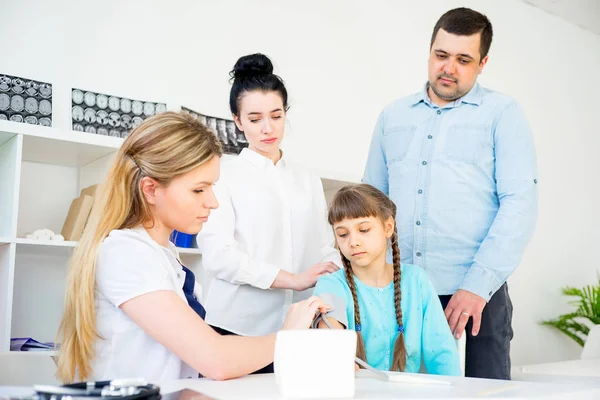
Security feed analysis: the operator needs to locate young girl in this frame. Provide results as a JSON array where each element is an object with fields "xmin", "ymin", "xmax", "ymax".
[
  {"xmin": 196, "ymin": 53, "xmax": 341, "ymax": 372},
  {"xmin": 314, "ymin": 184, "xmax": 461, "ymax": 375},
  {"xmin": 56, "ymin": 112, "xmax": 329, "ymax": 383}
]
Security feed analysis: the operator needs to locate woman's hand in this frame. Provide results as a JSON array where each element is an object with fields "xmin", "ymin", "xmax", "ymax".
[
  {"xmin": 293, "ymin": 262, "xmax": 340, "ymax": 291},
  {"xmin": 282, "ymin": 296, "xmax": 331, "ymax": 330}
]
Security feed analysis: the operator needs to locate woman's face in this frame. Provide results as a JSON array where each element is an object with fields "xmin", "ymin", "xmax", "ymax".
[
  {"xmin": 144, "ymin": 155, "xmax": 220, "ymax": 235},
  {"xmin": 233, "ymin": 90, "xmax": 285, "ymax": 158}
]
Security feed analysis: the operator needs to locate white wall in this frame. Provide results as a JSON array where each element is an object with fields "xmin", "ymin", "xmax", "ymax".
[{"xmin": 1, "ymin": 0, "xmax": 599, "ymax": 366}]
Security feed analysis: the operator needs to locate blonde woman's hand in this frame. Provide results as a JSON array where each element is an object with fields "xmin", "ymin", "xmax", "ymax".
[{"xmin": 282, "ymin": 296, "xmax": 331, "ymax": 330}]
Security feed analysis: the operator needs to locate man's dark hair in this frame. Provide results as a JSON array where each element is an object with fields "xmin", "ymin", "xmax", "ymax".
[{"xmin": 430, "ymin": 7, "xmax": 493, "ymax": 60}]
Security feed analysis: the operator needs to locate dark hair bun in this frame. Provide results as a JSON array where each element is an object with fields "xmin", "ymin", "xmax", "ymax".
[{"xmin": 231, "ymin": 53, "xmax": 274, "ymax": 80}]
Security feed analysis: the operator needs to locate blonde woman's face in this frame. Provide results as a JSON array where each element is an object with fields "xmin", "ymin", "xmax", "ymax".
[
  {"xmin": 233, "ymin": 90, "xmax": 285, "ymax": 157},
  {"xmin": 152, "ymin": 155, "xmax": 220, "ymax": 234},
  {"xmin": 333, "ymin": 216, "xmax": 394, "ymax": 269}
]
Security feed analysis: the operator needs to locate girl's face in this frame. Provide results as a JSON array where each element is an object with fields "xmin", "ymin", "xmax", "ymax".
[
  {"xmin": 233, "ymin": 90, "xmax": 285, "ymax": 158},
  {"xmin": 332, "ymin": 216, "xmax": 394, "ymax": 269},
  {"xmin": 142, "ymin": 155, "xmax": 220, "ymax": 235}
]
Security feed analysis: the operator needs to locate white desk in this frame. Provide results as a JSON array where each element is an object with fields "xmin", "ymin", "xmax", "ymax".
[
  {"xmin": 159, "ymin": 371, "xmax": 600, "ymax": 399},
  {"xmin": 514, "ymin": 358, "xmax": 600, "ymax": 378}
]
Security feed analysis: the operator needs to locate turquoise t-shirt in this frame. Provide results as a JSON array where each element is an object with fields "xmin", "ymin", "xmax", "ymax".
[{"xmin": 313, "ymin": 264, "xmax": 461, "ymax": 376}]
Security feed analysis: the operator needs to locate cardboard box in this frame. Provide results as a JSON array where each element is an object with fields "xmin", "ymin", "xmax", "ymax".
[
  {"xmin": 61, "ymin": 194, "xmax": 94, "ymax": 241},
  {"xmin": 80, "ymin": 184, "xmax": 102, "ymax": 200}
]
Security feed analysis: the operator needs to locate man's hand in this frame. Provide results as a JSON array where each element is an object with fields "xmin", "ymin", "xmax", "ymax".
[{"xmin": 444, "ymin": 289, "xmax": 487, "ymax": 339}]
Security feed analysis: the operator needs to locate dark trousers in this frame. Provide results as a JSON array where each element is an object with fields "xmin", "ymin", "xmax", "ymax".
[
  {"xmin": 210, "ymin": 325, "xmax": 275, "ymax": 374},
  {"xmin": 439, "ymin": 283, "xmax": 514, "ymax": 380}
]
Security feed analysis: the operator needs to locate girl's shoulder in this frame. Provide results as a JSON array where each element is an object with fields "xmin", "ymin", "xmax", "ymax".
[
  {"xmin": 317, "ymin": 269, "xmax": 348, "ymax": 286},
  {"xmin": 400, "ymin": 263, "xmax": 437, "ymax": 301},
  {"xmin": 400, "ymin": 263, "xmax": 427, "ymax": 282},
  {"xmin": 315, "ymin": 269, "xmax": 351, "ymax": 298}
]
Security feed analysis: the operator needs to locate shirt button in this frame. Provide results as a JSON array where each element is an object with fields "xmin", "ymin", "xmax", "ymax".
[
  {"xmin": 416, "ymin": 252, "xmax": 422, "ymax": 257},
  {"xmin": 436, "ymin": 110, "xmax": 441, "ymax": 115},
  {"xmin": 418, "ymin": 189, "xmax": 423, "ymax": 194},
  {"xmin": 386, "ymin": 350, "xmax": 391, "ymax": 355},
  {"xmin": 428, "ymin": 135, "xmax": 433, "ymax": 139},
  {"xmin": 383, "ymin": 309, "xmax": 387, "ymax": 314},
  {"xmin": 422, "ymin": 161, "xmax": 427, "ymax": 166},
  {"xmin": 416, "ymin": 221, "xmax": 421, "ymax": 226},
  {"xmin": 534, "ymin": 179, "xmax": 538, "ymax": 184}
]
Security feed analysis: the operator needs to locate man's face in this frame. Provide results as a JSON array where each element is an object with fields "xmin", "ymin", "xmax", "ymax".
[{"xmin": 428, "ymin": 28, "xmax": 488, "ymax": 105}]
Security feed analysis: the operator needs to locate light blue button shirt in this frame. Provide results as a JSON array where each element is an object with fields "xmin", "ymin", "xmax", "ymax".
[
  {"xmin": 314, "ymin": 265, "xmax": 461, "ymax": 375},
  {"xmin": 363, "ymin": 83, "xmax": 538, "ymax": 301}
]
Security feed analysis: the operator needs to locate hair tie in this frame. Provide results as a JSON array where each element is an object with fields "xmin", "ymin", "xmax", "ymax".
[
  {"xmin": 355, "ymin": 324, "xmax": 362, "ymax": 332},
  {"xmin": 397, "ymin": 325, "xmax": 404, "ymax": 334}
]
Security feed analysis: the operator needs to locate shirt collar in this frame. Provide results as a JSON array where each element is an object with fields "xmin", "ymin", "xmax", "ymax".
[
  {"xmin": 130, "ymin": 226, "xmax": 178, "ymax": 257},
  {"xmin": 240, "ymin": 147, "xmax": 286, "ymax": 169},
  {"xmin": 411, "ymin": 81, "xmax": 482, "ymax": 108}
]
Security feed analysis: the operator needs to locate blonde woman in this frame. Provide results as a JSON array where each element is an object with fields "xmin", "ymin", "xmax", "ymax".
[{"xmin": 56, "ymin": 112, "xmax": 329, "ymax": 383}]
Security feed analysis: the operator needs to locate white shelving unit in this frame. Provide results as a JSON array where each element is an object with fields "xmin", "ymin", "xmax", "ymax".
[
  {"xmin": 0, "ymin": 119, "xmax": 354, "ymax": 357},
  {"xmin": 0, "ymin": 120, "xmax": 207, "ymax": 355}
]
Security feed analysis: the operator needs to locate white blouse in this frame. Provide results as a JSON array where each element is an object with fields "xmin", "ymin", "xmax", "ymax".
[{"xmin": 196, "ymin": 148, "xmax": 341, "ymax": 336}]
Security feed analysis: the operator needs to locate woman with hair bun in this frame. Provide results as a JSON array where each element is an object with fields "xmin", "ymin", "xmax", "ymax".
[{"xmin": 197, "ymin": 54, "xmax": 341, "ymax": 373}]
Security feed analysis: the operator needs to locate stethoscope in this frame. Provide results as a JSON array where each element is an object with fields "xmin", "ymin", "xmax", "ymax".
[{"xmin": 30, "ymin": 379, "xmax": 161, "ymax": 400}]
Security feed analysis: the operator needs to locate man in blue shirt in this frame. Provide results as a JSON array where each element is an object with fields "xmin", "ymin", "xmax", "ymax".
[{"xmin": 363, "ymin": 7, "xmax": 538, "ymax": 380}]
